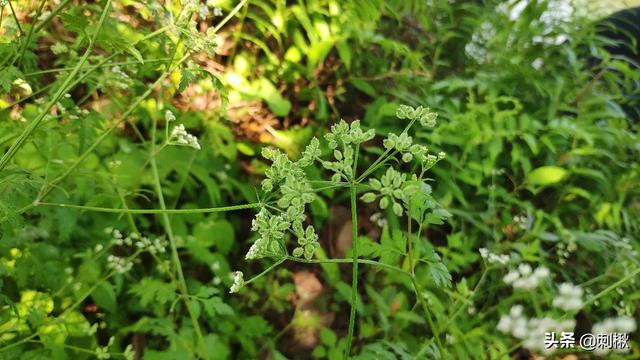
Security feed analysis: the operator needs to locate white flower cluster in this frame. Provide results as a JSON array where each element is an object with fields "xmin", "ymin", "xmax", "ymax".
[
  {"xmin": 110, "ymin": 66, "xmax": 131, "ymax": 90},
  {"xmin": 479, "ymin": 248, "xmax": 510, "ymax": 265},
  {"xmin": 503, "ymin": 264, "xmax": 550, "ymax": 290},
  {"xmin": 105, "ymin": 228, "xmax": 167, "ymax": 254},
  {"xmin": 196, "ymin": 1, "xmax": 223, "ymax": 19},
  {"xmin": 229, "ymin": 271, "xmax": 244, "ymax": 293},
  {"xmin": 592, "ymin": 316, "xmax": 637, "ymax": 334},
  {"xmin": 498, "ymin": 305, "xmax": 575, "ymax": 355},
  {"xmin": 165, "ymin": 110, "xmax": 176, "ymax": 123},
  {"xmin": 106, "ymin": 255, "xmax": 133, "ymax": 274},
  {"xmin": 552, "ymin": 283, "xmax": 583, "ymax": 311},
  {"xmin": 169, "ymin": 124, "xmax": 201, "ymax": 150},
  {"xmin": 512, "ymin": 214, "xmax": 530, "ymax": 230},
  {"xmin": 369, "ymin": 212, "xmax": 388, "ymax": 228},
  {"xmin": 133, "ymin": 236, "xmax": 167, "ymax": 255},
  {"xmin": 592, "ymin": 316, "xmax": 637, "ymax": 355}
]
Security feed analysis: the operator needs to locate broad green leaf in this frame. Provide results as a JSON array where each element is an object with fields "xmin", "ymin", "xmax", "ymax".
[
  {"xmin": 92, "ymin": 281, "xmax": 116, "ymax": 313},
  {"xmin": 527, "ymin": 166, "xmax": 568, "ymax": 186}
]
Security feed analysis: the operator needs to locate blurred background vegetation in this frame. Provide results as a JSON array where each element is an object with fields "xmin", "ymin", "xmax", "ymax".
[{"xmin": 0, "ymin": 0, "xmax": 639, "ymax": 359}]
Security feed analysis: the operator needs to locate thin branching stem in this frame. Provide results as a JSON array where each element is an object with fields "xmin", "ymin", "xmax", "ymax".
[
  {"xmin": 345, "ymin": 176, "xmax": 360, "ymax": 358},
  {"xmin": 150, "ymin": 110, "xmax": 205, "ymax": 346},
  {"xmin": 36, "ymin": 201, "xmax": 261, "ymax": 214}
]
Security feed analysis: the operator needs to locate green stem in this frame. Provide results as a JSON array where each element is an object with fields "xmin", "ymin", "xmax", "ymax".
[
  {"xmin": 438, "ymin": 266, "xmax": 491, "ymax": 333},
  {"xmin": 245, "ymin": 258, "xmax": 286, "ymax": 285},
  {"xmin": 23, "ymin": 58, "xmax": 170, "ymax": 76},
  {"xmin": 344, "ymin": 182, "xmax": 359, "ymax": 358},
  {"xmin": 211, "ymin": 0, "xmax": 249, "ymax": 33},
  {"xmin": 149, "ymin": 114, "xmax": 204, "ymax": 346},
  {"xmin": 356, "ymin": 118, "xmax": 416, "ymax": 183},
  {"xmin": 582, "ymin": 266, "xmax": 640, "ymax": 307},
  {"xmin": 0, "ymin": 334, "xmax": 37, "ymax": 353},
  {"xmin": 35, "ymin": 201, "xmax": 261, "ymax": 214},
  {"xmin": 7, "ymin": 0, "xmax": 22, "ymax": 35},
  {"xmin": 285, "ymin": 256, "xmax": 410, "ymax": 276},
  {"xmin": 16, "ymin": 0, "xmax": 46, "ymax": 67},
  {"xmin": 410, "ymin": 277, "xmax": 443, "ymax": 351},
  {"xmin": 33, "ymin": 0, "xmax": 72, "ymax": 33}
]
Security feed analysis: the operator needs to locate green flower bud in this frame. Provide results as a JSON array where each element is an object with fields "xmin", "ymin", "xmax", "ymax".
[
  {"xmin": 361, "ymin": 192, "xmax": 377, "ymax": 203},
  {"xmin": 380, "ymin": 197, "xmax": 389, "ymax": 209},
  {"xmin": 393, "ymin": 202, "xmax": 403, "ymax": 217},
  {"xmin": 292, "ymin": 247, "xmax": 304, "ymax": 258}
]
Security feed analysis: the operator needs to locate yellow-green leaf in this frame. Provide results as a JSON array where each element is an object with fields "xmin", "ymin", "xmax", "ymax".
[{"xmin": 527, "ymin": 166, "xmax": 568, "ymax": 186}]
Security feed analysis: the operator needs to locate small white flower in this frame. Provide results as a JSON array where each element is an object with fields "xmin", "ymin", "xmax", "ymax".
[
  {"xmin": 533, "ymin": 266, "xmax": 550, "ymax": 280},
  {"xmin": 497, "ymin": 315, "xmax": 512, "ymax": 333},
  {"xmin": 510, "ymin": 305, "xmax": 523, "ymax": 318},
  {"xmin": 107, "ymin": 255, "xmax": 133, "ymax": 274},
  {"xmin": 503, "ymin": 270, "xmax": 520, "ymax": 284},
  {"xmin": 552, "ymin": 283, "xmax": 583, "ymax": 311},
  {"xmin": 169, "ymin": 124, "xmax": 201, "ymax": 150},
  {"xmin": 505, "ymin": 264, "xmax": 549, "ymax": 290},
  {"xmin": 616, "ymin": 316, "xmax": 637, "ymax": 333},
  {"xmin": 210, "ymin": 261, "xmax": 221, "ymax": 272},
  {"xmin": 480, "ymin": 248, "xmax": 510, "ymax": 265},
  {"xmin": 165, "ymin": 110, "xmax": 176, "ymax": 123},
  {"xmin": 518, "ymin": 264, "xmax": 532, "ymax": 276},
  {"xmin": 229, "ymin": 271, "xmax": 244, "ymax": 293},
  {"xmin": 213, "ymin": 7, "xmax": 223, "ymax": 16}
]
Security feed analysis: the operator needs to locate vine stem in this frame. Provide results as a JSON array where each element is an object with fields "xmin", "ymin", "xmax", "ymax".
[
  {"xmin": 149, "ymin": 116, "xmax": 204, "ymax": 347},
  {"xmin": 151, "ymin": 123, "xmax": 204, "ymax": 346},
  {"xmin": 286, "ymin": 256, "xmax": 411, "ymax": 276},
  {"xmin": 244, "ymin": 258, "xmax": 286, "ymax": 285},
  {"xmin": 35, "ymin": 201, "xmax": 261, "ymax": 214},
  {"xmin": 344, "ymin": 180, "xmax": 359, "ymax": 358},
  {"xmin": 407, "ymin": 189, "xmax": 443, "ymax": 353}
]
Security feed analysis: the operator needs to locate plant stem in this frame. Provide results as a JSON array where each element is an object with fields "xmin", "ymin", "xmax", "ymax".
[
  {"xmin": 36, "ymin": 201, "xmax": 261, "ymax": 214},
  {"xmin": 7, "ymin": 0, "xmax": 22, "ymax": 35},
  {"xmin": 16, "ymin": 0, "xmax": 46, "ymax": 67},
  {"xmin": 344, "ymin": 181, "xmax": 359, "ymax": 358},
  {"xmin": 438, "ymin": 266, "xmax": 491, "ymax": 333},
  {"xmin": 285, "ymin": 256, "xmax": 411, "ymax": 276},
  {"xmin": 244, "ymin": 258, "xmax": 286, "ymax": 285},
  {"xmin": 410, "ymin": 277, "xmax": 443, "ymax": 351},
  {"xmin": 149, "ymin": 117, "xmax": 204, "ymax": 347},
  {"xmin": 33, "ymin": 0, "xmax": 72, "ymax": 33},
  {"xmin": 582, "ymin": 266, "xmax": 640, "ymax": 307},
  {"xmin": 23, "ymin": 58, "xmax": 170, "ymax": 76},
  {"xmin": 211, "ymin": 0, "xmax": 248, "ymax": 33}
]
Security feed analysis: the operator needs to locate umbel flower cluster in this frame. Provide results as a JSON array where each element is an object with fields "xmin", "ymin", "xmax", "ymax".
[
  {"xmin": 165, "ymin": 110, "xmax": 201, "ymax": 150},
  {"xmin": 103, "ymin": 228, "xmax": 169, "ymax": 274},
  {"xmin": 231, "ymin": 105, "xmax": 445, "ymax": 293},
  {"xmin": 497, "ymin": 305, "xmax": 576, "ymax": 355}
]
